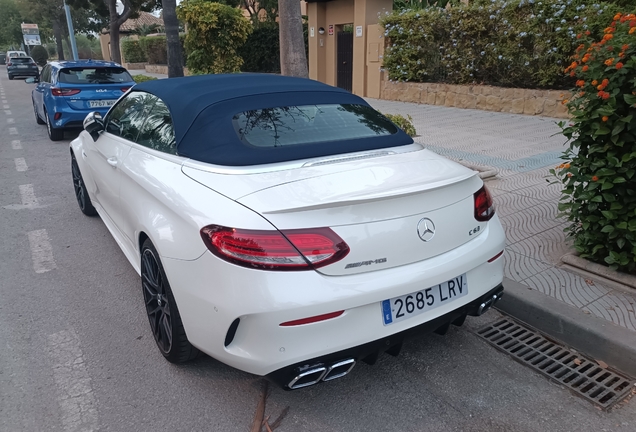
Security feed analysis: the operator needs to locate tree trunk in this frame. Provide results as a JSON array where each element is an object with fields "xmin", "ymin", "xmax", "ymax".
[
  {"xmin": 278, "ymin": 0, "xmax": 308, "ymax": 78},
  {"xmin": 109, "ymin": 0, "xmax": 121, "ymax": 63},
  {"xmin": 162, "ymin": 0, "xmax": 183, "ymax": 77},
  {"xmin": 52, "ymin": 19, "xmax": 65, "ymax": 61}
]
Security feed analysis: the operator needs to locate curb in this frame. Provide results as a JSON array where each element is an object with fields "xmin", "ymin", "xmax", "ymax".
[
  {"xmin": 496, "ymin": 277, "xmax": 636, "ymax": 378},
  {"xmin": 561, "ymin": 253, "xmax": 636, "ymax": 290}
]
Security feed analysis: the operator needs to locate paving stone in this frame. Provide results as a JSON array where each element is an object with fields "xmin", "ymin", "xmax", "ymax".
[
  {"xmin": 503, "ymin": 249, "xmax": 552, "ymax": 282},
  {"xmin": 522, "ymin": 267, "xmax": 610, "ymax": 309},
  {"xmin": 584, "ymin": 291, "xmax": 636, "ymax": 332}
]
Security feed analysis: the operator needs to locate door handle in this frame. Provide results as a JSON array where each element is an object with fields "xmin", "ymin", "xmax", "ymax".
[
  {"xmin": 107, "ymin": 157, "xmax": 118, "ymax": 167},
  {"xmin": 81, "ymin": 150, "xmax": 87, "ymax": 159}
]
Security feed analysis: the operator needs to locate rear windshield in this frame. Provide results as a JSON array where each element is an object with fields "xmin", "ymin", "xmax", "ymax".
[
  {"xmin": 58, "ymin": 67, "xmax": 133, "ymax": 84},
  {"xmin": 232, "ymin": 104, "xmax": 397, "ymax": 148},
  {"xmin": 10, "ymin": 57, "xmax": 32, "ymax": 64}
]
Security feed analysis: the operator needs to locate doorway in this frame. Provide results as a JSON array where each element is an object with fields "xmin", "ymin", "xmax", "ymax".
[{"xmin": 336, "ymin": 25, "xmax": 354, "ymax": 92}]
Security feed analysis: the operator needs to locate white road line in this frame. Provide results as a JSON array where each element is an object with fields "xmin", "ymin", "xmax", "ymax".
[
  {"xmin": 19, "ymin": 184, "xmax": 39, "ymax": 207},
  {"xmin": 2, "ymin": 105, "xmax": 9, "ymax": 109},
  {"xmin": 9, "ymin": 127, "xmax": 17, "ymax": 134},
  {"xmin": 11, "ymin": 140, "xmax": 22, "ymax": 149},
  {"xmin": 15, "ymin": 158, "xmax": 28, "ymax": 172},
  {"xmin": 7, "ymin": 118, "xmax": 15, "ymax": 124},
  {"xmin": 47, "ymin": 330, "xmax": 99, "ymax": 432},
  {"xmin": 27, "ymin": 229, "xmax": 57, "ymax": 274},
  {"xmin": 4, "ymin": 110, "xmax": 11, "ymax": 115}
]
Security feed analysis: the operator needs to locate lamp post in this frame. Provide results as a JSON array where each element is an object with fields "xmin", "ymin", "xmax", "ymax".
[{"xmin": 63, "ymin": 0, "xmax": 79, "ymax": 60}]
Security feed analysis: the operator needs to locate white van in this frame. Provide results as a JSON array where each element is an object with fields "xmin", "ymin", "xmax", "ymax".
[{"xmin": 5, "ymin": 50, "xmax": 27, "ymax": 64}]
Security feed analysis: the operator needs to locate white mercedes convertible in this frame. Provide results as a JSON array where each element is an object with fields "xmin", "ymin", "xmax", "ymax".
[{"xmin": 70, "ymin": 74, "xmax": 505, "ymax": 389}]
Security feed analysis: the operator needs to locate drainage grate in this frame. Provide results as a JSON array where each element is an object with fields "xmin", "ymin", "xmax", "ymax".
[{"xmin": 476, "ymin": 318, "xmax": 635, "ymax": 410}]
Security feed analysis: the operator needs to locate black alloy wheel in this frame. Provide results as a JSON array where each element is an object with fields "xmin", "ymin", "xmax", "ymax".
[
  {"xmin": 140, "ymin": 239, "xmax": 198, "ymax": 363},
  {"xmin": 45, "ymin": 108, "xmax": 64, "ymax": 141},
  {"xmin": 33, "ymin": 100, "xmax": 45, "ymax": 125},
  {"xmin": 71, "ymin": 155, "xmax": 97, "ymax": 216}
]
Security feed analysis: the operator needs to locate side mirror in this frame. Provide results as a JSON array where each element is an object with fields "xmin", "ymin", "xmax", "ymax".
[
  {"xmin": 83, "ymin": 112, "xmax": 104, "ymax": 142},
  {"xmin": 25, "ymin": 76, "xmax": 39, "ymax": 84}
]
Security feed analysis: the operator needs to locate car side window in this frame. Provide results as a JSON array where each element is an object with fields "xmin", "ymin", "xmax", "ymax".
[
  {"xmin": 105, "ymin": 91, "xmax": 156, "ymax": 143},
  {"xmin": 40, "ymin": 65, "xmax": 50, "ymax": 83},
  {"xmin": 136, "ymin": 98, "xmax": 177, "ymax": 155}
]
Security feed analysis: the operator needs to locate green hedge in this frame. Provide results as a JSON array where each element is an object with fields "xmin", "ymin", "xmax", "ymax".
[
  {"xmin": 381, "ymin": 0, "xmax": 629, "ymax": 89},
  {"xmin": 139, "ymin": 36, "xmax": 167, "ymax": 65},
  {"xmin": 122, "ymin": 38, "xmax": 147, "ymax": 63},
  {"xmin": 132, "ymin": 74, "xmax": 158, "ymax": 83},
  {"xmin": 239, "ymin": 23, "xmax": 280, "ymax": 73},
  {"xmin": 30, "ymin": 45, "xmax": 48, "ymax": 66}
]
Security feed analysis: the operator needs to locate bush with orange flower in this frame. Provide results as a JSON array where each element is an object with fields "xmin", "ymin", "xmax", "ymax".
[{"xmin": 554, "ymin": 12, "xmax": 636, "ymax": 273}]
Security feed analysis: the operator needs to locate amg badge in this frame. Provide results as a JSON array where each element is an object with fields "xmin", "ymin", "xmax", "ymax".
[{"xmin": 345, "ymin": 258, "xmax": 387, "ymax": 269}]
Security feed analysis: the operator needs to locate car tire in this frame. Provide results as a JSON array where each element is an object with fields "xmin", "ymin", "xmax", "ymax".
[
  {"xmin": 71, "ymin": 154, "xmax": 97, "ymax": 216},
  {"xmin": 33, "ymin": 100, "xmax": 45, "ymax": 125},
  {"xmin": 141, "ymin": 239, "xmax": 198, "ymax": 364},
  {"xmin": 8, "ymin": 75, "xmax": 13, "ymax": 80},
  {"xmin": 44, "ymin": 108, "xmax": 64, "ymax": 141}
]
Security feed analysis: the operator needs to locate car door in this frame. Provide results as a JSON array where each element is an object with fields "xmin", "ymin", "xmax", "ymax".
[
  {"xmin": 33, "ymin": 65, "xmax": 50, "ymax": 118},
  {"xmin": 84, "ymin": 91, "xmax": 153, "ymax": 230}
]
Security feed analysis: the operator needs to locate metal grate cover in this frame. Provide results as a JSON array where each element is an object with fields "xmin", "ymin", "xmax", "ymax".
[{"xmin": 477, "ymin": 318, "xmax": 635, "ymax": 410}]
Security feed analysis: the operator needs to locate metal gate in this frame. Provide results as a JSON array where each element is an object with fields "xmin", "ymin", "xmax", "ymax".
[{"xmin": 337, "ymin": 31, "xmax": 354, "ymax": 92}]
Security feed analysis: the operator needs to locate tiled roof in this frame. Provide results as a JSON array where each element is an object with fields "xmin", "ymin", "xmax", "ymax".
[{"xmin": 119, "ymin": 12, "xmax": 164, "ymax": 32}]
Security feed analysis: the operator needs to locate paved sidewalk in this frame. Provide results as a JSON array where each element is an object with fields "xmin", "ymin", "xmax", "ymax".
[{"xmin": 367, "ymin": 98, "xmax": 636, "ymax": 334}]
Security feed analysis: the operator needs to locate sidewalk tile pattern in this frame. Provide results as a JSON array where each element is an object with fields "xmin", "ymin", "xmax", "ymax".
[{"xmin": 367, "ymin": 98, "xmax": 636, "ymax": 333}]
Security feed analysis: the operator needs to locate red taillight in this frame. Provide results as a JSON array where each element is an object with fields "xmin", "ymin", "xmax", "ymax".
[
  {"xmin": 121, "ymin": 87, "xmax": 131, "ymax": 92},
  {"xmin": 488, "ymin": 250, "xmax": 504, "ymax": 263},
  {"xmin": 7, "ymin": 62, "xmax": 12, "ymax": 66},
  {"xmin": 474, "ymin": 185, "xmax": 495, "ymax": 222},
  {"xmin": 54, "ymin": 112, "xmax": 62, "ymax": 120},
  {"xmin": 200, "ymin": 225, "xmax": 350, "ymax": 271},
  {"xmin": 280, "ymin": 311, "xmax": 345, "ymax": 327},
  {"xmin": 51, "ymin": 88, "xmax": 81, "ymax": 96}
]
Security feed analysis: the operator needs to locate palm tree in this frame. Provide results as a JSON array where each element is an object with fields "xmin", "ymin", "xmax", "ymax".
[
  {"xmin": 132, "ymin": 23, "xmax": 162, "ymax": 36},
  {"xmin": 278, "ymin": 0, "xmax": 307, "ymax": 78},
  {"xmin": 162, "ymin": 0, "xmax": 183, "ymax": 77}
]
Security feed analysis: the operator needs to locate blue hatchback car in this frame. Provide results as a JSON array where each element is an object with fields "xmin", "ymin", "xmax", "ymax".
[{"xmin": 31, "ymin": 60, "xmax": 135, "ymax": 141}]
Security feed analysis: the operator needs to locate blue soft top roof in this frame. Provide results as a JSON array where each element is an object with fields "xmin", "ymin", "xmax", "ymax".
[{"xmin": 134, "ymin": 74, "xmax": 413, "ymax": 166}]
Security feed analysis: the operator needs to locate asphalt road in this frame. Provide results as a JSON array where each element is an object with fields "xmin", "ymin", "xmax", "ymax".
[{"xmin": 0, "ymin": 67, "xmax": 634, "ymax": 432}]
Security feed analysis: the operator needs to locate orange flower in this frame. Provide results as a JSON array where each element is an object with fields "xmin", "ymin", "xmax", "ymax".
[
  {"xmin": 603, "ymin": 34, "xmax": 613, "ymax": 41},
  {"xmin": 570, "ymin": 71, "xmax": 576, "ymax": 77},
  {"xmin": 604, "ymin": 58, "xmax": 615, "ymax": 66},
  {"xmin": 564, "ymin": 163, "xmax": 571, "ymax": 169},
  {"xmin": 598, "ymin": 91, "xmax": 610, "ymax": 100},
  {"xmin": 630, "ymin": 28, "xmax": 636, "ymax": 34},
  {"xmin": 585, "ymin": 30, "xmax": 591, "ymax": 35},
  {"xmin": 614, "ymin": 13, "xmax": 622, "ymax": 21},
  {"xmin": 592, "ymin": 176, "xmax": 599, "ymax": 182},
  {"xmin": 631, "ymin": 21, "xmax": 636, "ymax": 28},
  {"xmin": 604, "ymin": 27, "xmax": 614, "ymax": 34},
  {"xmin": 582, "ymin": 65, "xmax": 589, "ymax": 72},
  {"xmin": 606, "ymin": 46, "xmax": 614, "ymax": 51},
  {"xmin": 592, "ymin": 80, "xmax": 598, "ymax": 85},
  {"xmin": 602, "ymin": 78, "xmax": 609, "ymax": 86},
  {"xmin": 562, "ymin": 99, "xmax": 569, "ymax": 105},
  {"xmin": 577, "ymin": 34, "xmax": 582, "ymax": 39},
  {"xmin": 597, "ymin": 84, "xmax": 604, "ymax": 90},
  {"xmin": 576, "ymin": 80, "xmax": 585, "ymax": 87},
  {"xmin": 602, "ymin": 116, "xmax": 609, "ymax": 122},
  {"xmin": 616, "ymin": 62, "xmax": 624, "ymax": 70},
  {"xmin": 622, "ymin": 44, "xmax": 629, "ymax": 51}
]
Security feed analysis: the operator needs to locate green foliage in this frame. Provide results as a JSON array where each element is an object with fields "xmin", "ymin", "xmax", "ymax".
[
  {"xmin": 555, "ymin": 12, "xmax": 636, "ymax": 273},
  {"xmin": 239, "ymin": 22, "xmax": 280, "ymax": 73},
  {"xmin": 122, "ymin": 38, "xmax": 148, "ymax": 63},
  {"xmin": 177, "ymin": 0, "xmax": 252, "ymax": 74},
  {"xmin": 45, "ymin": 44, "xmax": 57, "ymax": 57},
  {"xmin": 380, "ymin": 0, "xmax": 630, "ymax": 89},
  {"xmin": 384, "ymin": 113, "xmax": 417, "ymax": 137},
  {"xmin": 132, "ymin": 23, "xmax": 163, "ymax": 36},
  {"xmin": 393, "ymin": 0, "xmax": 458, "ymax": 11},
  {"xmin": 139, "ymin": 36, "xmax": 167, "ymax": 65},
  {"xmin": 30, "ymin": 45, "xmax": 48, "ymax": 66},
  {"xmin": 75, "ymin": 34, "xmax": 103, "ymax": 60},
  {"xmin": 0, "ymin": 0, "xmax": 24, "ymax": 48},
  {"xmin": 132, "ymin": 74, "xmax": 158, "ymax": 83}
]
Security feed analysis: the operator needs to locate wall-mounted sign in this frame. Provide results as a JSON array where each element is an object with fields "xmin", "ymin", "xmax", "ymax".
[
  {"xmin": 21, "ymin": 23, "xmax": 39, "ymax": 35},
  {"xmin": 356, "ymin": 26, "xmax": 363, "ymax": 37},
  {"xmin": 328, "ymin": 25, "xmax": 334, "ymax": 36},
  {"xmin": 23, "ymin": 34, "xmax": 41, "ymax": 45}
]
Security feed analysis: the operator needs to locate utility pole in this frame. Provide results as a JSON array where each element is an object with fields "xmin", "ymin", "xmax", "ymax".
[{"xmin": 63, "ymin": 0, "xmax": 79, "ymax": 60}]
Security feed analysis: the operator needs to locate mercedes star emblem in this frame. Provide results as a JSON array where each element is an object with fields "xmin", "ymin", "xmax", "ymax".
[{"xmin": 417, "ymin": 218, "xmax": 436, "ymax": 242}]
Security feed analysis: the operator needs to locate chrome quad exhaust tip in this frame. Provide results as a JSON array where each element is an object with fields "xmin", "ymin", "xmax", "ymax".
[
  {"xmin": 287, "ymin": 358, "xmax": 356, "ymax": 389},
  {"xmin": 476, "ymin": 291, "xmax": 504, "ymax": 316}
]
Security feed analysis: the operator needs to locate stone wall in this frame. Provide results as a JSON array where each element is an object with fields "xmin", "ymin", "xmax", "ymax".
[
  {"xmin": 144, "ymin": 64, "xmax": 190, "ymax": 76},
  {"xmin": 381, "ymin": 79, "xmax": 570, "ymax": 118},
  {"xmin": 123, "ymin": 62, "xmax": 147, "ymax": 70}
]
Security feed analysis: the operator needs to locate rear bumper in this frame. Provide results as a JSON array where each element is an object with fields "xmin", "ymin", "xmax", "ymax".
[
  {"xmin": 7, "ymin": 68, "xmax": 39, "ymax": 77},
  {"xmin": 160, "ymin": 216, "xmax": 506, "ymax": 377},
  {"xmin": 50, "ymin": 106, "xmax": 109, "ymax": 129},
  {"xmin": 267, "ymin": 284, "xmax": 504, "ymax": 389}
]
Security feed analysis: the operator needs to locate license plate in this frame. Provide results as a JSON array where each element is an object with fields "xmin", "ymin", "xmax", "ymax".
[
  {"xmin": 89, "ymin": 100, "xmax": 116, "ymax": 108},
  {"xmin": 17, "ymin": 65, "xmax": 28, "ymax": 68},
  {"xmin": 381, "ymin": 274, "xmax": 468, "ymax": 326}
]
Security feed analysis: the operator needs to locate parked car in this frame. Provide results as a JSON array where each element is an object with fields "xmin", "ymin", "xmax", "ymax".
[
  {"xmin": 31, "ymin": 60, "xmax": 135, "ymax": 141},
  {"xmin": 0, "ymin": 52, "xmax": 6, "ymax": 65},
  {"xmin": 6, "ymin": 56, "xmax": 39, "ymax": 80},
  {"xmin": 70, "ymin": 74, "xmax": 505, "ymax": 390},
  {"xmin": 5, "ymin": 50, "xmax": 27, "ymax": 64}
]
